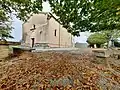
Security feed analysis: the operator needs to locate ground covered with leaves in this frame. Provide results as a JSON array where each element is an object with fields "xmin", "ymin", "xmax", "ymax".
[{"xmin": 0, "ymin": 52, "xmax": 120, "ymax": 90}]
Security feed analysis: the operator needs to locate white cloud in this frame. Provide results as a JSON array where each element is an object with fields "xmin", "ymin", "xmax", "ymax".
[{"xmin": 73, "ymin": 32, "xmax": 91, "ymax": 43}]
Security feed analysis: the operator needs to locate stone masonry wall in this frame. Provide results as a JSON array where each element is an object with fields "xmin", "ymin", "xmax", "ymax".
[{"xmin": 0, "ymin": 45, "xmax": 9, "ymax": 61}]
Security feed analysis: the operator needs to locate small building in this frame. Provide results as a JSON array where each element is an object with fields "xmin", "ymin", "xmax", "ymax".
[{"xmin": 22, "ymin": 12, "xmax": 73, "ymax": 48}]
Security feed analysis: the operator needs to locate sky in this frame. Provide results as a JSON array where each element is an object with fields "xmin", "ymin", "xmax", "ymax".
[{"xmin": 10, "ymin": 2, "xmax": 90, "ymax": 43}]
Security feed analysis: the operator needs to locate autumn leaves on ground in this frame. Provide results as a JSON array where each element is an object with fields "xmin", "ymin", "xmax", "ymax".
[{"xmin": 0, "ymin": 52, "xmax": 120, "ymax": 90}]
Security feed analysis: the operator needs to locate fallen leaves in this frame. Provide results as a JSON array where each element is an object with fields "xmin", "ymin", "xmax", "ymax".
[{"xmin": 0, "ymin": 52, "xmax": 119, "ymax": 90}]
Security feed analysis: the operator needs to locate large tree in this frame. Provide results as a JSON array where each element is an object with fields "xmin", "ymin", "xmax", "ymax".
[
  {"xmin": 1, "ymin": 0, "xmax": 120, "ymax": 38},
  {"xmin": 47, "ymin": 0, "xmax": 120, "ymax": 36}
]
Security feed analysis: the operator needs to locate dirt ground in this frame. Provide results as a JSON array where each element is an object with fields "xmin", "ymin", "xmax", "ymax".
[{"xmin": 0, "ymin": 51, "xmax": 120, "ymax": 90}]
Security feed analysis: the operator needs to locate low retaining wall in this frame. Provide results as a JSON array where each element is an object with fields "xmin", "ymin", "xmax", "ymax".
[
  {"xmin": 0, "ymin": 45, "xmax": 9, "ymax": 61},
  {"xmin": 0, "ymin": 41, "xmax": 20, "ymax": 61},
  {"xmin": 32, "ymin": 48, "xmax": 93, "ymax": 54}
]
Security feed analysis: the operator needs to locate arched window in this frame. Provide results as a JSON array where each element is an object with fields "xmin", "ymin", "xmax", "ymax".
[{"xmin": 54, "ymin": 29, "xmax": 57, "ymax": 36}]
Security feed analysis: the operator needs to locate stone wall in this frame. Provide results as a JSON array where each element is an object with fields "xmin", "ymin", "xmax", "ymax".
[
  {"xmin": 0, "ymin": 41, "xmax": 20, "ymax": 61},
  {"xmin": 0, "ymin": 45, "xmax": 9, "ymax": 61}
]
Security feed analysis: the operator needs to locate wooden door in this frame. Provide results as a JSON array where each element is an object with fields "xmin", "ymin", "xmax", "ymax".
[{"xmin": 31, "ymin": 38, "xmax": 35, "ymax": 48}]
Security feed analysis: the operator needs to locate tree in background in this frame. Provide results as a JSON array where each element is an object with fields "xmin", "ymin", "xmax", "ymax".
[
  {"xmin": 0, "ymin": 9, "xmax": 13, "ymax": 40},
  {"xmin": 102, "ymin": 30, "xmax": 120, "ymax": 47},
  {"xmin": 87, "ymin": 32, "xmax": 108, "ymax": 48},
  {"xmin": 87, "ymin": 30, "xmax": 120, "ymax": 48}
]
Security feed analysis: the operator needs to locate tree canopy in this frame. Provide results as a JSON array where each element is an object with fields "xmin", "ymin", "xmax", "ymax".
[
  {"xmin": 0, "ymin": 0, "xmax": 120, "ymax": 39},
  {"xmin": 48, "ymin": 0, "xmax": 120, "ymax": 36},
  {"xmin": 87, "ymin": 32, "xmax": 107, "ymax": 46},
  {"xmin": 0, "ymin": 0, "xmax": 44, "ymax": 21},
  {"xmin": 87, "ymin": 30, "xmax": 120, "ymax": 48}
]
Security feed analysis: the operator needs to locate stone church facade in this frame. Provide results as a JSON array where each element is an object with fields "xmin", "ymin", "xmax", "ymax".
[{"xmin": 22, "ymin": 12, "xmax": 73, "ymax": 48}]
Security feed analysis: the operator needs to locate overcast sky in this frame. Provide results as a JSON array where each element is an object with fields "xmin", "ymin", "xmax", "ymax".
[{"xmin": 10, "ymin": 2, "xmax": 90, "ymax": 43}]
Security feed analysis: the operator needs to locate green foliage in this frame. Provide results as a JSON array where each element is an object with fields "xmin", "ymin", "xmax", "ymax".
[
  {"xmin": 47, "ymin": 0, "xmax": 120, "ymax": 36},
  {"xmin": 0, "ymin": 0, "xmax": 44, "ymax": 39},
  {"xmin": 0, "ymin": 27, "xmax": 13, "ymax": 40},
  {"xmin": 0, "ymin": 0, "xmax": 44, "ymax": 21},
  {"xmin": 0, "ymin": 9, "xmax": 13, "ymax": 39},
  {"xmin": 1, "ymin": 0, "xmax": 120, "ymax": 38},
  {"xmin": 87, "ymin": 32, "xmax": 107, "ymax": 45},
  {"xmin": 101, "ymin": 30, "xmax": 120, "ymax": 47},
  {"xmin": 87, "ymin": 30, "xmax": 120, "ymax": 48}
]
